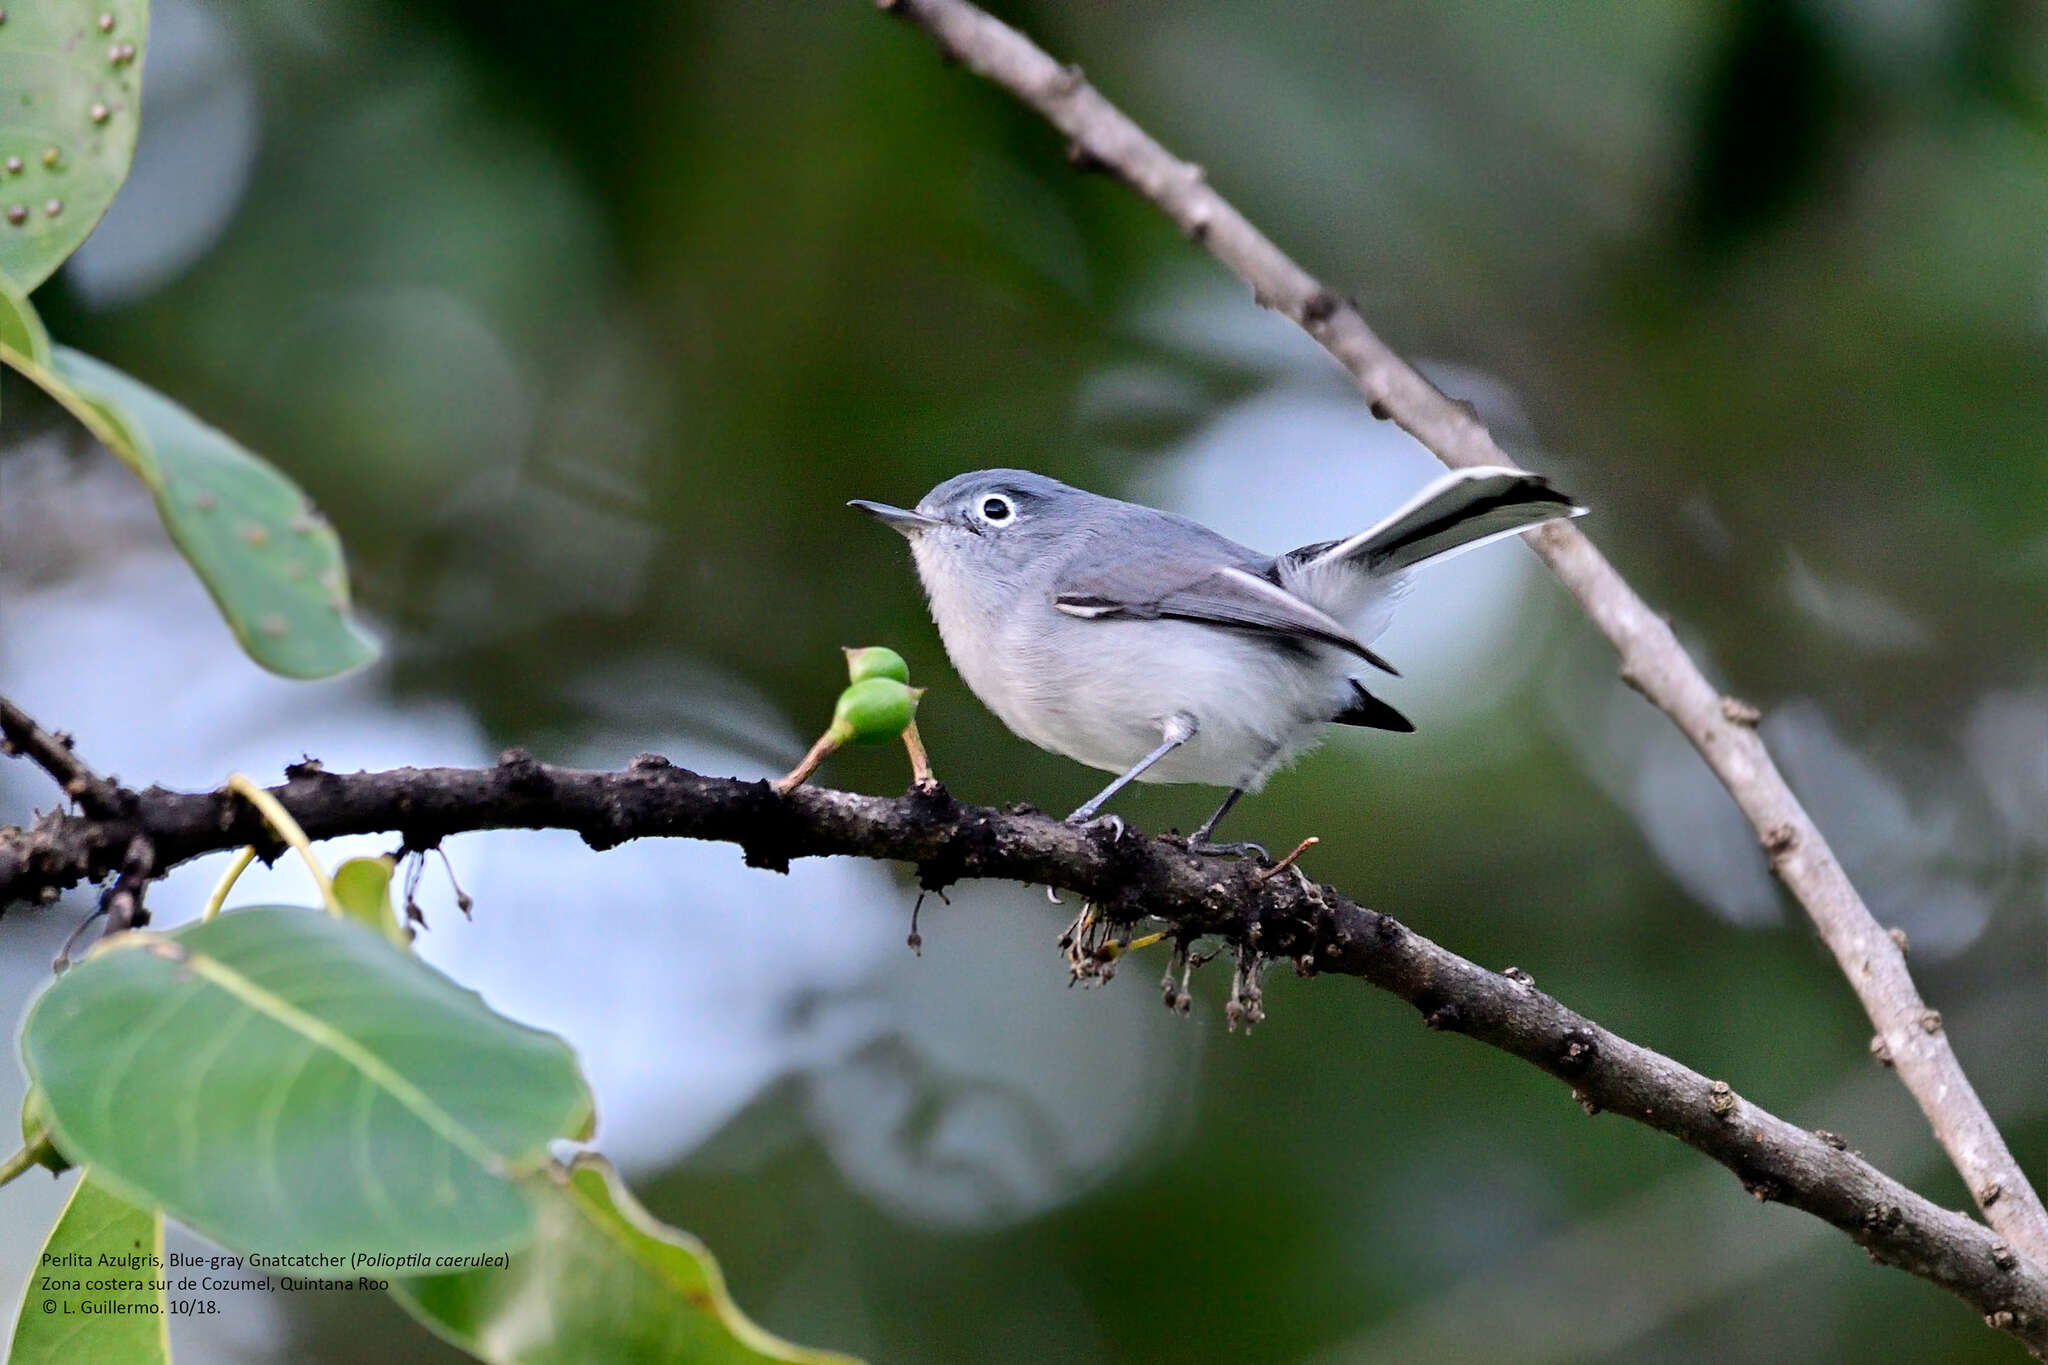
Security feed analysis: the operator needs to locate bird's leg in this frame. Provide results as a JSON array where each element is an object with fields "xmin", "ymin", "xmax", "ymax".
[
  {"xmin": 1188, "ymin": 787, "xmax": 1243, "ymax": 842},
  {"xmin": 1063, "ymin": 713, "xmax": 1198, "ymax": 833},
  {"xmin": 1184, "ymin": 787, "xmax": 1268, "ymax": 861}
]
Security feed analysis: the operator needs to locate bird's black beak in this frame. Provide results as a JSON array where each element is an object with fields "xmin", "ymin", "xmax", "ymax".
[{"xmin": 848, "ymin": 500, "xmax": 944, "ymax": 537}]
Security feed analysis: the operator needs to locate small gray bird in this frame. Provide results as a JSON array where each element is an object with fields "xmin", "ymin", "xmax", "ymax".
[{"xmin": 851, "ymin": 466, "xmax": 1583, "ymax": 855}]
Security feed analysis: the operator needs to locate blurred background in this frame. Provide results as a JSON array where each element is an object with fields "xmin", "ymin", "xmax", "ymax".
[{"xmin": 4, "ymin": 0, "xmax": 2048, "ymax": 1359}]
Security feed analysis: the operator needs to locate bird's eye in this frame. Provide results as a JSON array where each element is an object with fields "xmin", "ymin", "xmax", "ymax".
[{"xmin": 977, "ymin": 494, "xmax": 1015, "ymax": 525}]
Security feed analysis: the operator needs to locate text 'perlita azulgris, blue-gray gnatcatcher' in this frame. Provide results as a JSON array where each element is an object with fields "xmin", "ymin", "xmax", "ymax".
[{"xmin": 850, "ymin": 466, "xmax": 1585, "ymax": 856}]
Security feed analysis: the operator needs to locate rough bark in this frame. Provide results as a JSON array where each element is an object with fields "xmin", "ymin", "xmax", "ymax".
[{"xmin": 1, "ymin": 749, "xmax": 2045, "ymax": 1352}]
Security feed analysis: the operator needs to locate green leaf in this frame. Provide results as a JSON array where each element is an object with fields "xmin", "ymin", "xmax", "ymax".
[
  {"xmin": 20, "ymin": 1086, "xmax": 71, "ymax": 1175},
  {"xmin": 0, "ymin": 272, "xmax": 50, "ymax": 424},
  {"xmin": 332, "ymin": 855, "xmax": 410, "ymax": 950},
  {"xmin": 7, "ymin": 1172, "xmax": 168, "ymax": 1365},
  {"xmin": 21, "ymin": 908, "xmax": 596, "ymax": 1259},
  {"xmin": 0, "ymin": 344, "xmax": 379, "ymax": 678},
  {"xmin": 393, "ymin": 1154, "xmax": 861, "ymax": 1365},
  {"xmin": 0, "ymin": 0, "xmax": 148, "ymax": 292},
  {"xmin": 0, "ymin": 273, "xmax": 51, "ymax": 365}
]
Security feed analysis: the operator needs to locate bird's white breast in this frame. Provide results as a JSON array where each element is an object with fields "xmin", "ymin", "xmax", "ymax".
[{"xmin": 912, "ymin": 537, "xmax": 1354, "ymax": 790}]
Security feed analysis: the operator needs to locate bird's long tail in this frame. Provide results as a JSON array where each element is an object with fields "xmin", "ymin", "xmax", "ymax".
[{"xmin": 1302, "ymin": 466, "xmax": 1585, "ymax": 577}]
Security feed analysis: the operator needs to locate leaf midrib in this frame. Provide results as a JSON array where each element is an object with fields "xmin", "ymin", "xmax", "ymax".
[{"xmin": 145, "ymin": 937, "xmax": 514, "ymax": 1178}]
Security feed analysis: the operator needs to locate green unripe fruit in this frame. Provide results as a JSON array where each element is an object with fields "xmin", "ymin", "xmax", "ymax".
[
  {"xmin": 842, "ymin": 645, "xmax": 910, "ymax": 686},
  {"xmin": 827, "ymin": 678, "xmax": 923, "ymax": 746}
]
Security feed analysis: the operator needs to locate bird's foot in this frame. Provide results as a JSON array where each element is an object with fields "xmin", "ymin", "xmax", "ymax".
[{"xmin": 1062, "ymin": 811, "xmax": 1128, "ymax": 841}]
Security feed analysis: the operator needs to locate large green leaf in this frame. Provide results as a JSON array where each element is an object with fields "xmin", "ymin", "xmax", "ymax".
[
  {"xmin": 21, "ymin": 908, "xmax": 595, "ymax": 1258},
  {"xmin": 6, "ymin": 1171, "xmax": 168, "ymax": 1365},
  {"xmin": 0, "ymin": 0, "xmax": 148, "ymax": 291},
  {"xmin": 0, "ymin": 343, "xmax": 379, "ymax": 678},
  {"xmin": 0, "ymin": 272, "xmax": 50, "ymax": 365},
  {"xmin": 393, "ymin": 1154, "xmax": 861, "ymax": 1365},
  {"xmin": 0, "ymin": 272, "xmax": 50, "ymax": 425},
  {"xmin": 332, "ymin": 855, "xmax": 410, "ymax": 950}
]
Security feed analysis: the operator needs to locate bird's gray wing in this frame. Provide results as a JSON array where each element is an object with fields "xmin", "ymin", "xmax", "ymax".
[{"xmin": 1052, "ymin": 552, "xmax": 1400, "ymax": 676}]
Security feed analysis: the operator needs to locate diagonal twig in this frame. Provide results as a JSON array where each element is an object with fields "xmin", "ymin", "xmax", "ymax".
[
  {"xmin": 868, "ymin": 0, "xmax": 2048, "ymax": 1268},
  {"xmin": 0, "ymin": 694, "xmax": 126, "ymax": 820}
]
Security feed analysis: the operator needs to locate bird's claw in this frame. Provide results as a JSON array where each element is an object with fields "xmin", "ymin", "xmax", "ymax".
[{"xmin": 1063, "ymin": 812, "xmax": 1127, "ymax": 840}]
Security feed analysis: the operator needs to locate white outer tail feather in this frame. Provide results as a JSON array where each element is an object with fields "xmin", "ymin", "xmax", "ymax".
[
  {"xmin": 1276, "ymin": 466, "xmax": 1585, "ymax": 643},
  {"xmin": 1305, "ymin": 465, "xmax": 1586, "ymax": 578}
]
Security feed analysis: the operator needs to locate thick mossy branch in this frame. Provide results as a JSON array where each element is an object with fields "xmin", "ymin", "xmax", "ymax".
[{"xmin": 2, "ymin": 750, "xmax": 2046, "ymax": 1352}]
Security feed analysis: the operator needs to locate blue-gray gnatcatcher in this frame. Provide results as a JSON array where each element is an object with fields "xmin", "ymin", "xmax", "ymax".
[{"xmin": 851, "ymin": 466, "xmax": 1584, "ymax": 855}]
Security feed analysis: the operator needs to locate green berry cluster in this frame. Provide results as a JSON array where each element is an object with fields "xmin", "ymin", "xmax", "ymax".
[{"xmin": 775, "ymin": 646, "xmax": 935, "ymax": 794}]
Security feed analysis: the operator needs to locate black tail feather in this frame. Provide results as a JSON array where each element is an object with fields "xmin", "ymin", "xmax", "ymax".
[{"xmin": 1331, "ymin": 679, "xmax": 1415, "ymax": 733}]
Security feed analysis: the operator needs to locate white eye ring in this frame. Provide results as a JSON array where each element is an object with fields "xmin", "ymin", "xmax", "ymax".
[{"xmin": 976, "ymin": 494, "xmax": 1016, "ymax": 525}]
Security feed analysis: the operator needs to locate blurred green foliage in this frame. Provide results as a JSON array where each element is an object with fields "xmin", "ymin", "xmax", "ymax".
[{"xmin": 8, "ymin": 0, "xmax": 2048, "ymax": 1361}]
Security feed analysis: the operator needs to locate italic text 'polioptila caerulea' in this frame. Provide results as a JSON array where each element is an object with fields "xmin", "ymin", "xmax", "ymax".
[{"xmin": 851, "ymin": 467, "xmax": 1584, "ymax": 855}]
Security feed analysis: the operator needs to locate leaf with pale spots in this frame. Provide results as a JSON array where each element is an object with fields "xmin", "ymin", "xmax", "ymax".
[
  {"xmin": 20, "ymin": 907, "xmax": 596, "ymax": 1259},
  {"xmin": 6, "ymin": 1173, "xmax": 167, "ymax": 1365},
  {"xmin": 0, "ymin": 0, "xmax": 147, "ymax": 291},
  {"xmin": 1, "ymin": 345, "xmax": 379, "ymax": 677},
  {"xmin": 393, "ymin": 1154, "xmax": 862, "ymax": 1365}
]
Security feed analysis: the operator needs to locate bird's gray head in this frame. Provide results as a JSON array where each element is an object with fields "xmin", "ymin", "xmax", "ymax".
[{"xmin": 849, "ymin": 468, "xmax": 1088, "ymax": 581}]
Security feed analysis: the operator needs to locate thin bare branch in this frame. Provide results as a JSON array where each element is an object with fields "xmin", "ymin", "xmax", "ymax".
[
  {"xmin": 0, "ymin": 694, "xmax": 126, "ymax": 820},
  {"xmin": 869, "ymin": 0, "xmax": 2048, "ymax": 1266}
]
